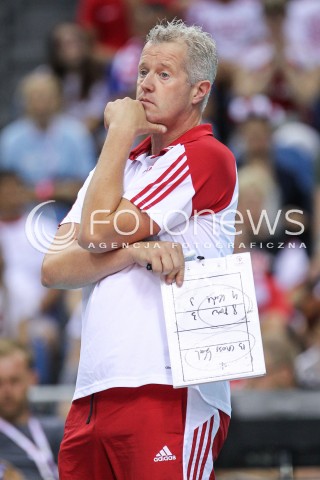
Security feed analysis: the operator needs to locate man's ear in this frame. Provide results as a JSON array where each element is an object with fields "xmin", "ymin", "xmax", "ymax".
[{"xmin": 191, "ymin": 80, "xmax": 211, "ymax": 106}]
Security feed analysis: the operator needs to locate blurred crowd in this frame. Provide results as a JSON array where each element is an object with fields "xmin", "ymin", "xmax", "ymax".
[{"xmin": 0, "ymin": 0, "xmax": 320, "ymax": 413}]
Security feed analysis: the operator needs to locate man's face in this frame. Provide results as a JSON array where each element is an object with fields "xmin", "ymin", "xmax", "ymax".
[
  {"xmin": 0, "ymin": 352, "xmax": 33, "ymax": 422},
  {"xmin": 0, "ymin": 176, "xmax": 29, "ymax": 219},
  {"xmin": 136, "ymin": 41, "xmax": 195, "ymax": 129},
  {"xmin": 24, "ymin": 78, "xmax": 61, "ymax": 123},
  {"xmin": 241, "ymin": 118, "xmax": 272, "ymax": 157}
]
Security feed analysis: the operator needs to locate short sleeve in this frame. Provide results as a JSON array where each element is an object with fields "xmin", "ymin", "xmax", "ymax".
[
  {"xmin": 123, "ymin": 144, "xmax": 195, "ymax": 233},
  {"xmin": 123, "ymin": 138, "xmax": 237, "ymax": 234},
  {"xmin": 60, "ymin": 168, "xmax": 95, "ymax": 225}
]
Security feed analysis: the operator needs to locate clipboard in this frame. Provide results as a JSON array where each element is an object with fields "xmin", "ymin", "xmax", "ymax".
[{"xmin": 160, "ymin": 252, "xmax": 266, "ymax": 387}]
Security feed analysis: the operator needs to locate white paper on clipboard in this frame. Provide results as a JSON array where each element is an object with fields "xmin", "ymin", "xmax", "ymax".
[{"xmin": 160, "ymin": 252, "xmax": 266, "ymax": 388}]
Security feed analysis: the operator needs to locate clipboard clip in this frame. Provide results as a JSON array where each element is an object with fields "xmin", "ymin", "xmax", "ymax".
[{"xmin": 196, "ymin": 255, "xmax": 206, "ymax": 267}]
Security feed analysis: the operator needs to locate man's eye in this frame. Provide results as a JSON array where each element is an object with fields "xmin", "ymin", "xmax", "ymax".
[
  {"xmin": 160, "ymin": 72, "xmax": 170, "ymax": 79},
  {"xmin": 139, "ymin": 70, "xmax": 148, "ymax": 77}
]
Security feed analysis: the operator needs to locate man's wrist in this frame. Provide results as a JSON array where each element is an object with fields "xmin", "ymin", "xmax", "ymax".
[
  {"xmin": 126, "ymin": 242, "xmax": 140, "ymax": 263},
  {"xmin": 107, "ymin": 124, "xmax": 136, "ymax": 144}
]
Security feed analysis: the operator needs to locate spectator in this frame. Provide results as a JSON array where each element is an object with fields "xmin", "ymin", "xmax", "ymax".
[
  {"xmin": 0, "ymin": 72, "xmax": 95, "ymax": 218},
  {"xmin": 45, "ymin": 23, "xmax": 109, "ymax": 137},
  {"xmin": 185, "ymin": 0, "xmax": 267, "ymax": 82},
  {"xmin": 235, "ymin": 164, "xmax": 293, "ymax": 331},
  {"xmin": 295, "ymin": 334, "xmax": 320, "ymax": 389},
  {"xmin": 58, "ymin": 290, "xmax": 82, "ymax": 386},
  {"xmin": 76, "ymin": 0, "xmax": 132, "ymax": 65},
  {"xmin": 0, "ymin": 247, "xmax": 10, "ymax": 339},
  {"xmin": 0, "ymin": 171, "xmax": 62, "ymax": 384},
  {"xmin": 0, "ymin": 339, "xmax": 63, "ymax": 480},
  {"xmin": 232, "ymin": 0, "xmax": 320, "ymax": 120},
  {"xmin": 109, "ymin": 1, "xmax": 173, "ymax": 99},
  {"xmin": 185, "ymin": 0, "xmax": 268, "ymax": 140},
  {"xmin": 235, "ymin": 162, "xmax": 282, "ymax": 246},
  {"xmin": 229, "ymin": 96, "xmax": 313, "ymax": 253},
  {"xmin": 286, "ymin": 0, "xmax": 320, "ymax": 71},
  {"xmin": 243, "ymin": 331, "xmax": 299, "ymax": 390},
  {"xmin": 294, "ymin": 281, "xmax": 320, "ymax": 389}
]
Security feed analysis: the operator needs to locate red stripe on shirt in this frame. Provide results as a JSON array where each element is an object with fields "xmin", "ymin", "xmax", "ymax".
[
  {"xmin": 129, "ymin": 152, "xmax": 186, "ymax": 205},
  {"xmin": 135, "ymin": 161, "xmax": 189, "ymax": 209},
  {"xmin": 137, "ymin": 169, "xmax": 190, "ymax": 210}
]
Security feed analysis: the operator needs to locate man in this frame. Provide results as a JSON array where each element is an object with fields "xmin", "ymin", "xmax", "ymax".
[
  {"xmin": 0, "ymin": 171, "xmax": 60, "ymax": 384},
  {"xmin": 42, "ymin": 20, "xmax": 238, "ymax": 479},
  {"xmin": 0, "ymin": 339, "xmax": 62, "ymax": 480},
  {"xmin": 0, "ymin": 71, "xmax": 95, "ymax": 216}
]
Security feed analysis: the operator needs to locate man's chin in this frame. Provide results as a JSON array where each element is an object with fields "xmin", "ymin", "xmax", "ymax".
[
  {"xmin": 0, "ymin": 411, "xmax": 19, "ymax": 422},
  {"xmin": 0, "ymin": 404, "xmax": 26, "ymax": 422},
  {"xmin": 146, "ymin": 114, "xmax": 165, "ymax": 128}
]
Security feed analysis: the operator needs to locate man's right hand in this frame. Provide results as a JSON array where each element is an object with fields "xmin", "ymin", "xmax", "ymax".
[
  {"xmin": 104, "ymin": 97, "xmax": 166, "ymax": 137},
  {"xmin": 128, "ymin": 241, "xmax": 185, "ymax": 287}
]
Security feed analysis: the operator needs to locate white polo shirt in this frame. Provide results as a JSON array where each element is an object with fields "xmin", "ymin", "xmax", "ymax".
[{"xmin": 62, "ymin": 124, "xmax": 238, "ymax": 415}]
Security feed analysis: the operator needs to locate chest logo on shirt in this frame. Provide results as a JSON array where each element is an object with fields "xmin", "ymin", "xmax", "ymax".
[{"xmin": 143, "ymin": 166, "xmax": 153, "ymax": 174}]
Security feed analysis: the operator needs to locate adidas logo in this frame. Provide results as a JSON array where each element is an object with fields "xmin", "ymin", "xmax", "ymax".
[{"xmin": 154, "ymin": 445, "xmax": 176, "ymax": 462}]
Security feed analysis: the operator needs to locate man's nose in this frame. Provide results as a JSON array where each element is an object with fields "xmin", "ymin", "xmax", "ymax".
[{"xmin": 140, "ymin": 73, "xmax": 155, "ymax": 92}]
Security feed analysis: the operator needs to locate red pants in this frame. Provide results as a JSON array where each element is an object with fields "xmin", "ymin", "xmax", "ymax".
[{"xmin": 59, "ymin": 385, "xmax": 229, "ymax": 480}]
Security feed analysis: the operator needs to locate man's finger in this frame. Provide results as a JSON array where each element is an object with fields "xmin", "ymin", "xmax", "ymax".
[
  {"xmin": 150, "ymin": 256, "xmax": 163, "ymax": 274},
  {"xmin": 175, "ymin": 266, "xmax": 185, "ymax": 287},
  {"xmin": 160, "ymin": 254, "xmax": 174, "ymax": 275},
  {"xmin": 165, "ymin": 267, "xmax": 180, "ymax": 285},
  {"xmin": 166, "ymin": 266, "xmax": 185, "ymax": 287}
]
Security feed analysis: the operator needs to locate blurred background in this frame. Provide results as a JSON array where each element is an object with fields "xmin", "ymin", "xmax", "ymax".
[{"xmin": 0, "ymin": 0, "xmax": 320, "ymax": 478}]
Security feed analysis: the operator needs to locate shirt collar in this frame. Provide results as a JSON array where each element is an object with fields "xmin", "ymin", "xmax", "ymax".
[{"xmin": 129, "ymin": 124, "xmax": 214, "ymax": 161}]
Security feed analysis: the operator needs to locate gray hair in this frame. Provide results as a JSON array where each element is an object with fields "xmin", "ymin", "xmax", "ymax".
[{"xmin": 146, "ymin": 19, "xmax": 218, "ymax": 111}]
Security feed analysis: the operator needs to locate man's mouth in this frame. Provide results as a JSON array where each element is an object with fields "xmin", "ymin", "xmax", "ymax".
[{"xmin": 140, "ymin": 98, "xmax": 154, "ymax": 105}]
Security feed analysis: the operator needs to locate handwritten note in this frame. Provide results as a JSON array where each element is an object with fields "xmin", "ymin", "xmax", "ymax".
[{"xmin": 161, "ymin": 252, "xmax": 266, "ymax": 387}]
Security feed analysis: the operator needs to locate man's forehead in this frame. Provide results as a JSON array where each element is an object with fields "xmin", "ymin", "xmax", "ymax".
[
  {"xmin": 139, "ymin": 41, "xmax": 187, "ymax": 65},
  {"xmin": 0, "ymin": 352, "xmax": 28, "ymax": 369}
]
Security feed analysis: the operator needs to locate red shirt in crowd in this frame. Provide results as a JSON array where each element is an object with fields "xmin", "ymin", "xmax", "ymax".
[{"xmin": 77, "ymin": 0, "xmax": 131, "ymax": 51}]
